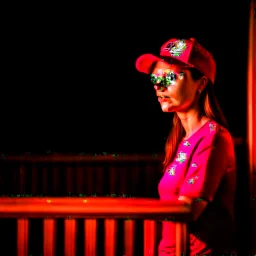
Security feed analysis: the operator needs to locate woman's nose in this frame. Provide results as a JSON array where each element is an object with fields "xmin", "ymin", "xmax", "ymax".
[{"xmin": 154, "ymin": 85, "xmax": 167, "ymax": 91}]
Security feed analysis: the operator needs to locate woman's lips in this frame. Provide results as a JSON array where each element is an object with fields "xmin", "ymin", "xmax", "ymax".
[{"xmin": 158, "ymin": 97, "xmax": 170, "ymax": 102}]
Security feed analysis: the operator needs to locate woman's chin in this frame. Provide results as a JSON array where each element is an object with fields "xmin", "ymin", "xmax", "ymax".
[
  {"xmin": 161, "ymin": 102, "xmax": 173, "ymax": 112},
  {"xmin": 161, "ymin": 109, "xmax": 173, "ymax": 113}
]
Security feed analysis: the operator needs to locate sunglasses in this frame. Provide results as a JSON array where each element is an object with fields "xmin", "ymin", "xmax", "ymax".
[{"xmin": 150, "ymin": 71, "xmax": 184, "ymax": 87}]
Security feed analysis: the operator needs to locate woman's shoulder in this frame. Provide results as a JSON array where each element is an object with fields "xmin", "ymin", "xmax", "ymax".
[{"xmin": 201, "ymin": 119, "xmax": 234, "ymax": 149}]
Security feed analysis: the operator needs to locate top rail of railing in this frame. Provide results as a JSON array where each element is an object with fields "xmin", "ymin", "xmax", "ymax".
[
  {"xmin": 0, "ymin": 153, "xmax": 165, "ymax": 162},
  {"xmin": 0, "ymin": 197, "xmax": 191, "ymax": 221},
  {"xmin": 0, "ymin": 137, "xmax": 243, "ymax": 163}
]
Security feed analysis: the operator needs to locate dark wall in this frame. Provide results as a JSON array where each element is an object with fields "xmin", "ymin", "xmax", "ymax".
[{"xmin": 1, "ymin": 1, "xmax": 249, "ymax": 153}]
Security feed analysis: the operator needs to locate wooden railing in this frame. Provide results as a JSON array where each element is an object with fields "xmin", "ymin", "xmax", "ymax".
[
  {"xmin": 0, "ymin": 154, "xmax": 164, "ymax": 198},
  {"xmin": 0, "ymin": 197, "xmax": 191, "ymax": 256},
  {"xmin": 0, "ymin": 144, "xmax": 246, "ymax": 254}
]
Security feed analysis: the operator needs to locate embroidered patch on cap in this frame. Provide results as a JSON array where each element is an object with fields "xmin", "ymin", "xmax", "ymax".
[{"xmin": 163, "ymin": 40, "xmax": 187, "ymax": 57}]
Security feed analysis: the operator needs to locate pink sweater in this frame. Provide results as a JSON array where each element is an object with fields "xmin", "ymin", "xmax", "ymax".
[{"xmin": 158, "ymin": 120, "xmax": 237, "ymax": 255}]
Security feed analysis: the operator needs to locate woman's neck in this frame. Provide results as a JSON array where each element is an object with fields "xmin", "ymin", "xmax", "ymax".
[{"xmin": 178, "ymin": 111, "xmax": 209, "ymax": 140}]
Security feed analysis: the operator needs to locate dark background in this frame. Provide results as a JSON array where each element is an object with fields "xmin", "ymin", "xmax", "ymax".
[
  {"xmin": 1, "ymin": 1, "xmax": 250, "ymax": 154},
  {"xmin": 0, "ymin": 2, "xmax": 254, "ymax": 254}
]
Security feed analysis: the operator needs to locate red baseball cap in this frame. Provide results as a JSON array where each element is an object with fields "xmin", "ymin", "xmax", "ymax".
[{"xmin": 135, "ymin": 38, "xmax": 216, "ymax": 84}]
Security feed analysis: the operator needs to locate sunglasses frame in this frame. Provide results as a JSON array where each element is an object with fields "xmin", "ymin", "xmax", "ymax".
[{"xmin": 150, "ymin": 71, "xmax": 184, "ymax": 87}]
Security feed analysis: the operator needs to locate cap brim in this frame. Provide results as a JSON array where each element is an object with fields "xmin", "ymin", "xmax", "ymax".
[
  {"xmin": 135, "ymin": 54, "xmax": 193, "ymax": 74},
  {"xmin": 135, "ymin": 54, "xmax": 161, "ymax": 74}
]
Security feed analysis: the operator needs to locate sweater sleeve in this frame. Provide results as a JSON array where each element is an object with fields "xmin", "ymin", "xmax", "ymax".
[{"xmin": 178, "ymin": 128, "xmax": 234, "ymax": 203}]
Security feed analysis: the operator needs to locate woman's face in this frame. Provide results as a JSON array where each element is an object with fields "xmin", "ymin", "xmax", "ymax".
[{"xmin": 151, "ymin": 60, "xmax": 200, "ymax": 113}]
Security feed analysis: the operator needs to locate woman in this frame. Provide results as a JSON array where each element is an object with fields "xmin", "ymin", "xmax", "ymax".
[{"xmin": 135, "ymin": 38, "xmax": 237, "ymax": 255}]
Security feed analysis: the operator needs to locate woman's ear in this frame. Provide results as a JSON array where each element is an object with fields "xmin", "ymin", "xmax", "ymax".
[{"xmin": 199, "ymin": 76, "xmax": 208, "ymax": 91}]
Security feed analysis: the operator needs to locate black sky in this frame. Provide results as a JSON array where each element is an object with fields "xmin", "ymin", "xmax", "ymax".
[{"xmin": 1, "ymin": 1, "xmax": 250, "ymax": 153}]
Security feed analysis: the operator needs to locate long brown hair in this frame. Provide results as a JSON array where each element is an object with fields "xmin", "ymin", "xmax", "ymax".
[{"xmin": 162, "ymin": 68, "xmax": 229, "ymax": 172}]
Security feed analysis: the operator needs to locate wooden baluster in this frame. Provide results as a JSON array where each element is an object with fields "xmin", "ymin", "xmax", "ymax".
[
  {"xmin": 144, "ymin": 164, "xmax": 154, "ymax": 197},
  {"xmin": 94, "ymin": 166, "xmax": 105, "ymax": 196},
  {"xmin": 176, "ymin": 222, "xmax": 189, "ymax": 256},
  {"xmin": 84, "ymin": 219, "xmax": 97, "ymax": 256},
  {"xmin": 64, "ymin": 219, "xmax": 77, "ymax": 256},
  {"xmin": 131, "ymin": 165, "xmax": 141, "ymax": 197},
  {"xmin": 31, "ymin": 166, "xmax": 38, "ymax": 196},
  {"xmin": 124, "ymin": 219, "xmax": 135, "ymax": 256},
  {"xmin": 12, "ymin": 165, "xmax": 19, "ymax": 195},
  {"xmin": 52, "ymin": 167, "xmax": 59, "ymax": 196},
  {"xmin": 43, "ymin": 219, "xmax": 56, "ymax": 256},
  {"xmin": 42, "ymin": 167, "xmax": 48, "ymax": 195},
  {"xmin": 85, "ymin": 166, "xmax": 94, "ymax": 196},
  {"xmin": 104, "ymin": 219, "xmax": 117, "ymax": 256},
  {"xmin": 76, "ymin": 166, "xmax": 84, "ymax": 195},
  {"xmin": 109, "ymin": 166, "xmax": 117, "ymax": 195},
  {"xmin": 17, "ymin": 219, "xmax": 29, "ymax": 256},
  {"xmin": 19, "ymin": 165, "xmax": 26, "ymax": 194},
  {"xmin": 119, "ymin": 166, "xmax": 127, "ymax": 196},
  {"xmin": 67, "ymin": 166, "xmax": 74, "ymax": 195},
  {"xmin": 144, "ymin": 220, "xmax": 156, "ymax": 256}
]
